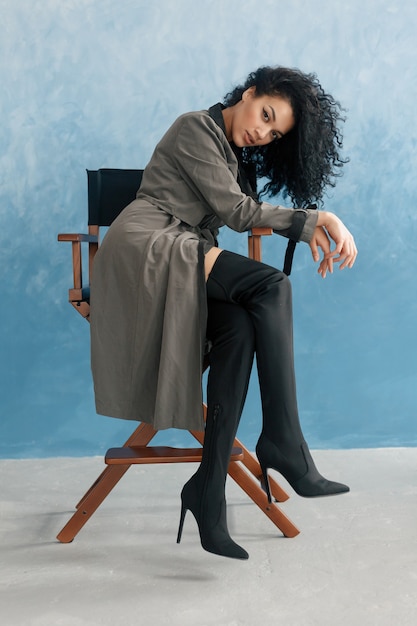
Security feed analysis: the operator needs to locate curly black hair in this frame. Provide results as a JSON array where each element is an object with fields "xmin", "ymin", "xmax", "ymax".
[{"xmin": 223, "ymin": 66, "xmax": 348, "ymax": 207}]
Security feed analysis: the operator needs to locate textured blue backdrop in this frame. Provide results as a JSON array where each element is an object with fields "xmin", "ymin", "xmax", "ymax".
[{"xmin": 1, "ymin": 0, "xmax": 416, "ymax": 458}]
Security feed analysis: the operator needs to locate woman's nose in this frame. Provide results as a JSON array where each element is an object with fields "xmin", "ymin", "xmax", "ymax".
[{"xmin": 255, "ymin": 125, "xmax": 268, "ymax": 141}]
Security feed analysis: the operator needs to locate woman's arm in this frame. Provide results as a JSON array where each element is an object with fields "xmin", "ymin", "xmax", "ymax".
[
  {"xmin": 171, "ymin": 112, "xmax": 356, "ymax": 271},
  {"xmin": 172, "ymin": 113, "xmax": 318, "ymax": 242}
]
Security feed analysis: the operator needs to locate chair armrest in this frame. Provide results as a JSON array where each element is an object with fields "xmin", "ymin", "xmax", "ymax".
[
  {"xmin": 58, "ymin": 233, "xmax": 98, "ymax": 243},
  {"xmin": 58, "ymin": 231, "xmax": 99, "ymax": 298},
  {"xmin": 248, "ymin": 228, "xmax": 273, "ymax": 262},
  {"xmin": 250, "ymin": 227, "xmax": 273, "ymax": 237}
]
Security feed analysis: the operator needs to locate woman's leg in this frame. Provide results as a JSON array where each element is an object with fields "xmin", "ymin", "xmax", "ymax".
[
  {"xmin": 204, "ymin": 246, "xmax": 223, "ymax": 280},
  {"xmin": 206, "ymin": 250, "xmax": 349, "ymax": 500},
  {"xmin": 178, "ymin": 300, "xmax": 255, "ymax": 559}
]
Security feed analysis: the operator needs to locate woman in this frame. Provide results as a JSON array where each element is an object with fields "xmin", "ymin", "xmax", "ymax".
[{"xmin": 90, "ymin": 66, "xmax": 357, "ymax": 560}]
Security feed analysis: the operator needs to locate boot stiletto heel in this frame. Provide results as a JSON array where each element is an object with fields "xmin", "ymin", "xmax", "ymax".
[
  {"xmin": 259, "ymin": 463, "xmax": 273, "ymax": 503},
  {"xmin": 176, "ymin": 502, "xmax": 187, "ymax": 544}
]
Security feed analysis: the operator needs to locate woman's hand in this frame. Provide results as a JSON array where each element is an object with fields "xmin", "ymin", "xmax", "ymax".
[{"xmin": 309, "ymin": 211, "xmax": 357, "ymax": 278}]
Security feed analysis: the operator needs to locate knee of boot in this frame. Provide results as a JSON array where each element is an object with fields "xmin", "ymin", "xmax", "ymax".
[{"xmin": 264, "ymin": 267, "xmax": 292, "ymax": 299}]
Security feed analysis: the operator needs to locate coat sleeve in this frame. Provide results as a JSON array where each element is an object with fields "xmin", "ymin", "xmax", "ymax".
[{"xmin": 172, "ymin": 113, "xmax": 318, "ymax": 243}]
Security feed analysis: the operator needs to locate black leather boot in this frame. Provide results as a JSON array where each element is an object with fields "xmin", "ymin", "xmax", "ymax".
[
  {"xmin": 206, "ymin": 251, "xmax": 349, "ymax": 501},
  {"xmin": 177, "ymin": 301, "xmax": 254, "ymax": 559}
]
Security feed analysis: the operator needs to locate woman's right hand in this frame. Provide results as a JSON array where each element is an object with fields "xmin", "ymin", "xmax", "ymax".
[{"xmin": 309, "ymin": 211, "xmax": 357, "ymax": 278}]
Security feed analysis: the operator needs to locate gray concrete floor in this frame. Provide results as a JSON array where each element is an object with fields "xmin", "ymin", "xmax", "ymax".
[{"xmin": 1, "ymin": 448, "xmax": 416, "ymax": 626}]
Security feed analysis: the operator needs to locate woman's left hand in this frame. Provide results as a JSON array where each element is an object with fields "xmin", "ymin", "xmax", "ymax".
[{"xmin": 309, "ymin": 212, "xmax": 358, "ymax": 278}]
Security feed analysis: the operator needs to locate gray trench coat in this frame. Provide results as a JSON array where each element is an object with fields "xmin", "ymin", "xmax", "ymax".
[{"xmin": 90, "ymin": 104, "xmax": 318, "ymax": 430}]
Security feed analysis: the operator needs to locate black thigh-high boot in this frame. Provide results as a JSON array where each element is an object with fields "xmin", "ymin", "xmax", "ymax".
[
  {"xmin": 177, "ymin": 300, "xmax": 255, "ymax": 559},
  {"xmin": 207, "ymin": 251, "xmax": 349, "ymax": 501}
]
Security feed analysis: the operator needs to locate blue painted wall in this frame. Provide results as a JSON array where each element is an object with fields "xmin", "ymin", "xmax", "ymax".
[{"xmin": 1, "ymin": 0, "xmax": 416, "ymax": 458}]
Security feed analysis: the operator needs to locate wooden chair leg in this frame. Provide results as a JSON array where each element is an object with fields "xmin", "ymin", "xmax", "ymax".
[
  {"xmin": 230, "ymin": 439, "xmax": 289, "ymax": 503},
  {"xmin": 56, "ymin": 464, "xmax": 132, "ymax": 543},
  {"xmin": 227, "ymin": 459, "xmax": 300, "ymax": 538},
  {"xmin": 57, "ymin": 422, "xmax": 160, "ymax": 543}
]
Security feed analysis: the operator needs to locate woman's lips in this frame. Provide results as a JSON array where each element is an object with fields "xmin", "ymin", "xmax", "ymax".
[{"xmin": 245, "ymin": 131, "xmax": 255, "ymax": 145}]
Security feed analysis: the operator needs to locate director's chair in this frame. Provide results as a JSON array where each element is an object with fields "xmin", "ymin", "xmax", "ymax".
[{"xmin": 56, "ymin": 168, "xmax": 300, "ymax": 543}]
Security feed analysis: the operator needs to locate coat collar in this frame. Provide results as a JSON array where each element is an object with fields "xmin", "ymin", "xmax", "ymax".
[
  {"xmin": 208, "ymin": 102, "xmax": 226, "ymax": 135},
  {"xmin": 208, "ymin": 103, "xmax": 258, "ymax": 200}
]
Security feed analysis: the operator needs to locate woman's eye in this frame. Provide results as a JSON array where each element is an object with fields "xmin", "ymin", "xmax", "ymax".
[
  {"xmin": 263, "ymin": 109, "xmax": 269, "ymax": 121},
  {"xmin": 271, "ymin": 130, "xmax": 278, "ymax": 139}
]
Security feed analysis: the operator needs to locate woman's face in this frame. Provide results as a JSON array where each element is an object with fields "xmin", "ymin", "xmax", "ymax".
[{"xmin": 224, "ymin": 86, "xmax": 295, "ymax": 148}]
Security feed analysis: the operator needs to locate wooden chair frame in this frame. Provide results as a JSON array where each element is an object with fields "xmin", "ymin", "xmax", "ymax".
[{"xmin": 56, "ymin": 178, "xmax": 300, "ymax": 543}]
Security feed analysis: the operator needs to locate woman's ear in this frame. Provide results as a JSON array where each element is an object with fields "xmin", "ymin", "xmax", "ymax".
[{"xmin": 242, "ymin": 86, "xmax": 256, "ymax": 101}]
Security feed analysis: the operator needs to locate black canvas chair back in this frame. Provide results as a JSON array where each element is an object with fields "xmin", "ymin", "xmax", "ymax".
[
  {"xmin": 57, "ymin": 169, "xmax": 144, "ymax": 316},
  {"xmin": 87, "ymin": 168, "xmax": 144, "ymax": 226}
]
